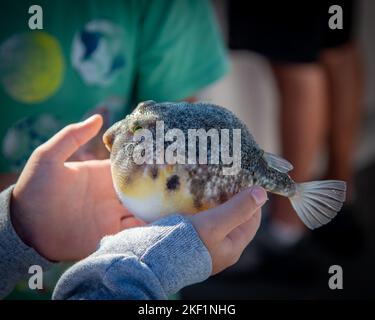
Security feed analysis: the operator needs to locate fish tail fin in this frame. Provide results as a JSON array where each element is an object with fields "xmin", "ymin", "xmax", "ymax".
[{"xmin": 289, "ymin": 180, "xmax": 347, "ymax": 230}]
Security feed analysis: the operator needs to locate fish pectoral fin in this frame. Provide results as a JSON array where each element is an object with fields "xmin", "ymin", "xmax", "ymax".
[{"xmin": 263, "ymin": 151, "xmax": 294, "ymax": 173}]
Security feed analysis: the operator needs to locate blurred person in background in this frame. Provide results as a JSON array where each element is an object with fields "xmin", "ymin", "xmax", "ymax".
[
  {"xmin": 0, "ymin": 0, "xmax": 228, "ymax": 298},
  {"xmin": 228, "ymin": 0, "xmax": 363, "ymax": 263}
]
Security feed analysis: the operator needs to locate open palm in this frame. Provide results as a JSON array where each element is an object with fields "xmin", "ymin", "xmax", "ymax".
[{"xmin": 11, "ymin": 115, "xmax": 144, "ymax": 262}]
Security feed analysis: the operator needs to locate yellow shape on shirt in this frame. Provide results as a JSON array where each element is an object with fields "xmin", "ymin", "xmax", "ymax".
[{"xmin": 0, "ymin": 31, "xmax": 64, "ymax": 104}]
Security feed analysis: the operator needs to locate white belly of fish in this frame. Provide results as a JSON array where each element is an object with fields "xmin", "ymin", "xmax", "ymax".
[{"xmin": 116, "ymin": 191, "xmax": 166, "ymax": 223}]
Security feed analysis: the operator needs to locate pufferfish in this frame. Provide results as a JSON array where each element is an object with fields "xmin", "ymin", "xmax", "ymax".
[{"xmin": 103, "ymin": 100, "xmax": 346, "ymax": 229}]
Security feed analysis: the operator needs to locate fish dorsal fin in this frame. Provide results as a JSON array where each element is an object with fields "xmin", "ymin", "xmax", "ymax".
[{"xmin": 263, "ymin": 151, "xmax": 293, "ymax": 173}]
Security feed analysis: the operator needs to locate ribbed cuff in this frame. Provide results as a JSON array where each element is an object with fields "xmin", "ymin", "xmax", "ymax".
[
  {"xmin": 140, "ymin": 215, "xmax": 212, "ymax": 296},
  {"xmin": 96, "ymin": 214, "xmax": 212, "ymax": 297}
]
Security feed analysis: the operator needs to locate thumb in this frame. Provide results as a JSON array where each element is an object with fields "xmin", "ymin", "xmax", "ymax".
[
  {"xmin": 197, "ymin": 186, "xmax": 267, "ymax": 239},
  {"xmin": 36, "ymin": 114, "xmax": 103, "ymax": 163}
]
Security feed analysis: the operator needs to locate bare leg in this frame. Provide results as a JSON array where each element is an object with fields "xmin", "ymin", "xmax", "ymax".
[
  {"xmin": 320, "ymin": 42, "xmax": 362, "ymax": 200},
  {"xmin": 271, "ymin": 64, "xmax": 329, "ymax": 231}
]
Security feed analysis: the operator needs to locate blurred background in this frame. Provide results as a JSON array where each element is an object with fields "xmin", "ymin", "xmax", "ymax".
[
  {"xmin": 182, "ymin": 0, "xmax": 375, "ymax": 299},
  {"xmin": 1, "ymin": 0, "xmax": 374, "ymax": 299}
]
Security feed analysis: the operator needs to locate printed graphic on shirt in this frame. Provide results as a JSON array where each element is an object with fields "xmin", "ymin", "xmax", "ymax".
[
  {"xmin": 71, "ymin": 20, "xmax": 126, "ymax": 87},
  {"xmin": 0, "ymin": 32, "xmax": 65, "ymax": 104},
  {"xmin": 2, "ymin": 114, "xmax": 62, "ymax": 171},
  {"xmin": 1, "ymin": 96, "xmax": 125, "ymax": 170}
]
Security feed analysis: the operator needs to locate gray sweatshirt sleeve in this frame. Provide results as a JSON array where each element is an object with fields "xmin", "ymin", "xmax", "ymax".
[
  {"xmin": 53, "ymin": 214, "xmax": 212, "ymax": 300},
  {"xmin": 0, "ymin": 186, "xmax": 55, "ymax": 298}
]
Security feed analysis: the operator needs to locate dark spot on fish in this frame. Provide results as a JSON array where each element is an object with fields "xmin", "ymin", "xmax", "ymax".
[
  {"xmin": 166, "ymin": 175, "xmax": 180, "ymax": 191},
  {"xmin": 150, "ymin": 166, "xmax": 158, "ymax": 180},
  {"xmin": 190, "ymin": 178, "xmax": 204, "ymax": 209},
  {"xmin": 193, "ymin": 197, "xmax": 202, "ymax": 210},
  {"xmin": 218, "ymin": 191, "xmax": 229, "ymax": 204}
]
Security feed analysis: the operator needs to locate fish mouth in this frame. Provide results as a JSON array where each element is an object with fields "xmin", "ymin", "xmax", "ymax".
[
  {"xmin": 103, "ymin": 119, "xmax": 125, "ymax": 152},
  {"xmin": 103, "ymin": 128, "xmax": 114, "ymax": 152}
]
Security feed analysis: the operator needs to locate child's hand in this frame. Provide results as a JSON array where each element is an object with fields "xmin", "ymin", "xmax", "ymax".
[
  {"xmin": 189, "ymin": 187, "xmax": 266, "ymax": 275},
  {"xmin": 10, "ymin": 115, "xmax": 144, "ymax": 262},
  {"xmin": 9, "ymin": 113, "xmax": 265, "ymax": 273}
]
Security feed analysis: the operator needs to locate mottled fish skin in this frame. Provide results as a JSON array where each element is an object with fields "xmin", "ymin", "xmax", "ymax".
[
  {"xmin": 105, "ymin": 101, "xmax": 297, "ymax": 211},
  {"xmin": 105, "ymin": 101, "xmax": 347, "ymax": 229}
]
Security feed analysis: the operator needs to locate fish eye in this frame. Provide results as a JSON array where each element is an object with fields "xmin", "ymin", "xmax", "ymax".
[{"xmin": 132, "ymin": 124, "xmax": 143, "ymax": 133}]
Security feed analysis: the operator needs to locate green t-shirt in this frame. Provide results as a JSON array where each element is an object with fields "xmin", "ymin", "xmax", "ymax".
[
  {"xmin": 0, "ymin": 0, "xmax": 228, "ymax": 173},
  {"xmin": 0, "ymin": 0, "xmax": 228, "ymax": 300}
]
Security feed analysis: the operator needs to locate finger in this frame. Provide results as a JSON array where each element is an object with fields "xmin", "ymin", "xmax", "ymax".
[
  {"xmin": 37, "ymin": 114, "xmax": 103, "ymax": 163},
  {"xmin": 66, "ymin": 159, "xmax": 110, "ymax": 170},
  {"xmin": 197, "ymin": 186, "xmax": 267, "ymax": 239},
  {"xmin": 69, "ymin": 151, "xmax": 98, "ymax": 161},
  {"xmin": 121, "ymin": 216, "xmax": 146, "ymax": 229},
  {"xmin": 224, "ymin": 210, "xmax": 262, "ymax": 253},
  {"xmin": 67, "ymin": 159, "xmax": 114, "ymax": 198}
]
